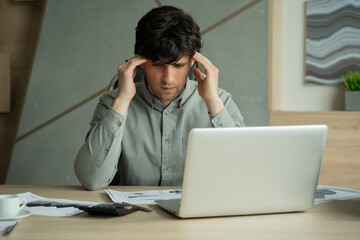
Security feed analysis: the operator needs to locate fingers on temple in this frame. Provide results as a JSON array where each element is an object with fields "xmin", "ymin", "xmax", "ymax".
[
  {"xmin": 193, "ymin": 68, "xmax": 205, "ymax": 81},
  {"xmin": 193, "ymin": 52, "xmax": 218, "ymax": 75},
  {"xmin": 120, "ymin": 55, "xmax": 147, "ymax": 71}
]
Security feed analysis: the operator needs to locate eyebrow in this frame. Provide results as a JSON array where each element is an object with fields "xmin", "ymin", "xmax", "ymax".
[
  {"xmin": 173, "ymin": 61, "xmax": 189, "ymax": 66},
  {"xmin": 152, "ymin": 60, "xmax": 189, "ymax": 66}
]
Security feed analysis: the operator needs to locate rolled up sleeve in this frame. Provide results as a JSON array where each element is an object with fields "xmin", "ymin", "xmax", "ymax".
[{"xmin": 209, "ymin": 92, "xmax": 245, "ymax": 128}]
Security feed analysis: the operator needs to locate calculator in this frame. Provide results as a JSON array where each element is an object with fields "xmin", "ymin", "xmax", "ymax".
[{"xmin": 78, "ymin": 203, "xmax": 151, "ymax": 216}]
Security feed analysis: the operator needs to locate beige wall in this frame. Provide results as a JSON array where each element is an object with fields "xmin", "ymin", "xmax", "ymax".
[{"xmin": 281, "ymin": 0, "xmax": 344, "ymax": 111}]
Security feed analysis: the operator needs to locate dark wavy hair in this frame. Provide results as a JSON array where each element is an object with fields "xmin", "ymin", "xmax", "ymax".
[{"xmin": 134, "ymin": 6, "xmax": 202, "ymax": 64}]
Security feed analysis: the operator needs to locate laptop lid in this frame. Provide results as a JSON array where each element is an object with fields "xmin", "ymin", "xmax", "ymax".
[{"xmin": 177, "ymin": 125, "xmax": 327, "ymax": 218}]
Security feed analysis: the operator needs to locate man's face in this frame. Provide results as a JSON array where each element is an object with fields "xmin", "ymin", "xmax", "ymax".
[{"xmin": 143, "ymin": 54, "xmax": 195, "ymax": 106}]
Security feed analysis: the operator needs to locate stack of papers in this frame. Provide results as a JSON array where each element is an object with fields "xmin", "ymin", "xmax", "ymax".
[{"xmin": 106, "ymin": 189, "xmax": 182, "ymax": 204}]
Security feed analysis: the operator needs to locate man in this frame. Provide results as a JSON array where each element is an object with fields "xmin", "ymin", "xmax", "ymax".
[{"xmin": 74, "ymin": 6, "xmax": 245, "ymax": 190}]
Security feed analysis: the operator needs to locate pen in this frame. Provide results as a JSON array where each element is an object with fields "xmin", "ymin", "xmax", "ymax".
[
  {"xmin": 169, "ymin": 190, "xmax": 182, "ymax": 194},
  {"xmin": 26, "ymin": 201, "xmax": 86, "ymax": 208},
  {"xmin": 2, "ymin": 221, "xmax": 17, "ymax": 237},
  {"xmin": 128, "ymin": 195, "xmax": 158, "ymax": 199},
  {"xmin": 27, "ymin": 203, "xmax": 77, "ymax": 208}
]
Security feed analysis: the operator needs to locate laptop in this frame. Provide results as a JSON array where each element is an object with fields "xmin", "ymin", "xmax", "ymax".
[{"xmin": 155, "ymin": 125, "xmax": 328, "ymax": 218}]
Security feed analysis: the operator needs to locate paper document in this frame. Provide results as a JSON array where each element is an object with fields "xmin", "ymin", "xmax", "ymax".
[
  {"xmin": 106, "ymin": 189, "xmax": 182, "ymax": 204},
  {"xmin": 107, "ymin": 186, "xmax": 360, "ymax": 205},
  {"xmin": 315, "ymin": 185, "xmax": 360, "ymax": 205},
  {"xmin": 17, "ymin": 192, "xmax": 101, "ymax": 217}
]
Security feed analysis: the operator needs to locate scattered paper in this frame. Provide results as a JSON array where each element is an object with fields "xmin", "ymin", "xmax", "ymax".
[
  {"xmin": 315, "ymin": 185, "xmax": 360, "ymax": 205},
  {"xmin": 0, "ymin": 221, "xmax": 16, "ymax": 232},
  {"xmin": 107, "ymin": 185, "xmax": 360, "ymax": 206},
  {"xmin": 17, "ymin": 192, "xmax": 97, "ymax": 207},
  {"xmin": 5, "ymin": 185, "xmax": 358, "ymax": 219},
  {"xmin": 106, "ymin": 189, "xmax": 182, "ymax": 204},
  {"xmin": 24, "ymin": 206, "xmax": 82, "ymax": 217},
  {"xmin": 16, "ymin": 192, "xmax": 101, "ymax": 217}
]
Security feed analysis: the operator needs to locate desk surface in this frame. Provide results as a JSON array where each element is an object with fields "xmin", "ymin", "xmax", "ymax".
[{"xmin": 0, "ymin": 185, "xmax": 359, "ymax": 240}]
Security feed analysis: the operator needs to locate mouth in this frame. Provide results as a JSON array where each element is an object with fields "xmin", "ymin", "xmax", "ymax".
[{"xmin": 160, "ymin": 87, "xmax": 176, "ymax": 93}]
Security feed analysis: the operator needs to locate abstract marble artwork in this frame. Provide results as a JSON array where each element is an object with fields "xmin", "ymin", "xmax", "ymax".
[{"xmin": 305, "ymin": 0, "xmax": 360, "ymax": 85}]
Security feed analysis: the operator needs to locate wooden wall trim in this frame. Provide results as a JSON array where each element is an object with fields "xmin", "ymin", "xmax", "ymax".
[
  {"xmin": 0, "ymin": 53, "xmax": 10, "ymax": 112},
  {"xmin": 270, "ymin": 111, "xmax": 360, "ymax": 189},
  {"xmin": 0, "ymin": 0, "xmax": 46, "ymax": 184},
  {"xmin": 267, "ymin": 0, "xmax": 282, "ymax": 111}
]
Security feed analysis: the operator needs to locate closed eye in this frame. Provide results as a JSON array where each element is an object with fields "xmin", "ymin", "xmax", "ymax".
[{"xmin": 174, "ymin": 62, "xmax": 188, "ymax": 68}]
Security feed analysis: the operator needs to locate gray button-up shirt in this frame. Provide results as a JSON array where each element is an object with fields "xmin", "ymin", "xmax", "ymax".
[{"xmin": 75, "ymin": 77, "xmax": 245, "ymax": 190}]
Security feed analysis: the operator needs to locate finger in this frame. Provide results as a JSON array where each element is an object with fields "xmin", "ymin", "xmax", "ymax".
[
  {"xmin": 192, "ymin": 52, "xmax": 212, "ymax": 73},
  {"xmin": 193, "ymin": 68, "xmax": 205, "ymax": 81},
  {"xmin": 128, "ymin": 54, "xmax": 145, "ymax": 63},
  {"xmin": 126, "ymin": 55, "xmax": 148, "ymax": 69},
  {"xmin": 131, "ymin": 67, "xmax": 138, "ymax": 79},
  {"xmin": 119, "ymin": 55, "xmax": 146, "ymax": 71}
]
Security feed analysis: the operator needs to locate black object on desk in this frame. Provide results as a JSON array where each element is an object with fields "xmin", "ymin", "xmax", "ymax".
[
  {"xmin": 27, "ymin": 201, "xmax": 152, "ymax": 216},
  {"xmin": 78, "ymin": 203, "xmax": 138, "ymax": 216}
]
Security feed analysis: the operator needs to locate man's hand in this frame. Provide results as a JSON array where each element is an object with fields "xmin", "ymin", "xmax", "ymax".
[
  {"xmin": 112, "ymin": 55, "xmax": 147, "ymax": 114},
  {"xmin": 192, "ymin": 52, "xmax": 224, "ymax": 115}
]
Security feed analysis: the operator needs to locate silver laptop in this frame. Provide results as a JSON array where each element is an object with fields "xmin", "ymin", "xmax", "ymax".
[{"xmin": 155, "ymin": 125, "xmax": 328, "ymax": 218}]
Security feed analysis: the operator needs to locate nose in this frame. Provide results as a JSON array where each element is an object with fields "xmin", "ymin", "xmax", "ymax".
[{"xmin": 161, "ymin": 65, "xmax": 175, "ymax": 84}]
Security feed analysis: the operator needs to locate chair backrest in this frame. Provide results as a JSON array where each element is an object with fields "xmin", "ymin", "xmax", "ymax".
[{"xmin": 108, "ymin": 62, "xmax": 199, "ymax": 91}]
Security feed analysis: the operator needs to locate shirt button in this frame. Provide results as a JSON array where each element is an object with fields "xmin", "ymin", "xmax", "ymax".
[
  {"xmin": 116, "ymin": 121, "xmax": 121, "ymax": 126},
  {"xmin": 216, "ymin": 123, "xmax": 222, "ymax": 128},
  {"xmin": 163, "ymin": 166, "xmax": 169, "ymax": 171},
  {"xmin": 164, "ymin": 139, "xmax": 169, "ymax": 144},
  {"xmin": 104, "ymin": 149, "xmax": 109, "ymax": 154},
  {"xmin": 164, "ymin": 111, "xmax": 169, "ymax": 116}
]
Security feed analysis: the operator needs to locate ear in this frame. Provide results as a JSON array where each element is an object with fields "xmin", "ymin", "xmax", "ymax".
[{"xmin": 191, "ymin": 58, "xmax": 195, "ymax": 67}]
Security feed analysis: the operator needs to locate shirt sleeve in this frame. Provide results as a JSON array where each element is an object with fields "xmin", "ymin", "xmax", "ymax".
[
  {"xmin": 209, "ymin": 90, "xmax": 245, "ymax": 128},
  {"xmin": 74, "ymin": 91, "xmax": 126, "ymax": 190}
]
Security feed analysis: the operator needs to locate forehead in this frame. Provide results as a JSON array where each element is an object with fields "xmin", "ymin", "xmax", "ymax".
[{"xmin": 153, "ymin": 54, "xmax": 191, "ymax": 64}]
